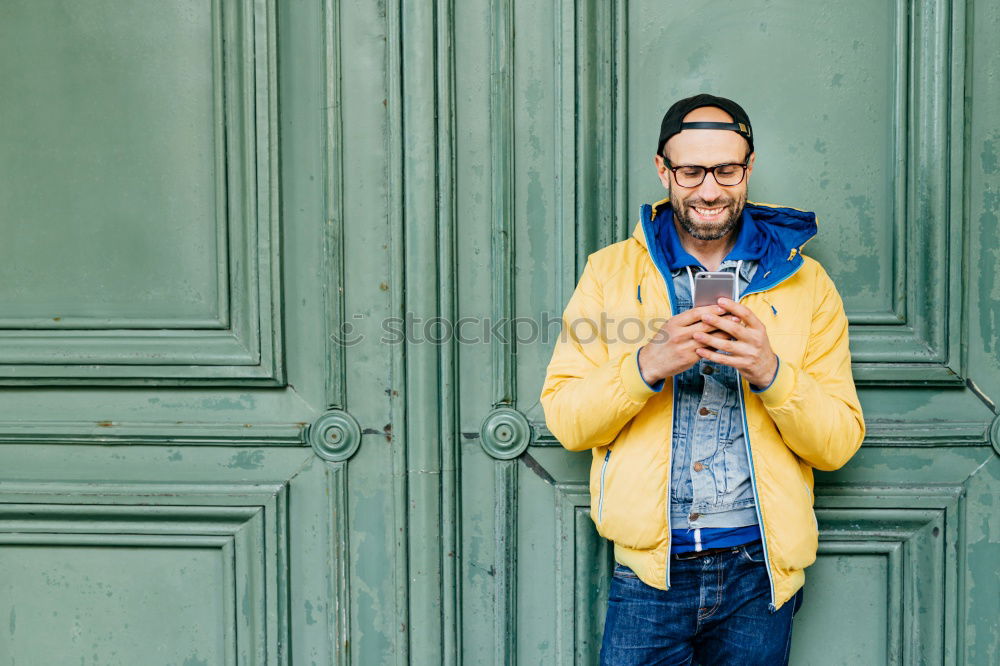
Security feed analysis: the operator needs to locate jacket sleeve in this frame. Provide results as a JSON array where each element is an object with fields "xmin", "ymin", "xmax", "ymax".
[
  {"xmin": 754, "ymin": 263, "xmax": 866, "ymax": 471},
  {"xmin": 540, "ymin": 258, "xmax": 660, "ymax": 452}
]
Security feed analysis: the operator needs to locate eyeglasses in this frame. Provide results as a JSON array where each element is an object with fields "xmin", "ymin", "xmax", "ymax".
[{"xmin": 662, "ymin": 159, "xmax": 749, "ymax": 188}]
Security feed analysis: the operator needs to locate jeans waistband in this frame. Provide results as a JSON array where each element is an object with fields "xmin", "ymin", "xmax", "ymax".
[{"xmin": 671, "ymin": 538, "xmax": 761, "ymax": 561}]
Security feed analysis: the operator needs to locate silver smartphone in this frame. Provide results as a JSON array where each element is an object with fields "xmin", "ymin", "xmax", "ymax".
[{"xmin": 693, "ymin": 271, "xmax": 737, "ymax": 308}]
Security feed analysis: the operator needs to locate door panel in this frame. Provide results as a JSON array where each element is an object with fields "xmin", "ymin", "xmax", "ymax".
[{"xmin": 0, "ymin": 0, "xmax": 282, "ymax": 383}]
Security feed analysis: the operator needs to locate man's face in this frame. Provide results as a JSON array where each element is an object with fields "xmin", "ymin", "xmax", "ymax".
[{"xmin": 654, "ymin": 106, "xmax": 755, "ymax": 241}]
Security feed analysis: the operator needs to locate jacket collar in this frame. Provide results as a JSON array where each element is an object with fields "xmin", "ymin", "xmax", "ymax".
[{"xmin": 633, "ymin": 198, "xmax": 818, "ymax": 295}]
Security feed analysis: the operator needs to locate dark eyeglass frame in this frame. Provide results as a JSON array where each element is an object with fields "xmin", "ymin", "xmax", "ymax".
[{"xmin": 661, "ymin": 155, "xmax": 751, "ymax": 188}]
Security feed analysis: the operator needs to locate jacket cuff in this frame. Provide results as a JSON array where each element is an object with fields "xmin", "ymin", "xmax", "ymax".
[
  {"xmin": 755, "ymin": 356, "xmax": 795, "ymax": 408},
  {"xmin": 620, "ymin": 348, "xmax": 663, "ymax": 402},
  {"xmin": 749, "ymin": 356, "xmax": 780, "ymax": 393}
]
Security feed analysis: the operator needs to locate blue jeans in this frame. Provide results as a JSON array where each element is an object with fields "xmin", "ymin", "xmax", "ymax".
[{"xmin": 600, "ymin": 540, "xmax": 804, "ymax": 665}]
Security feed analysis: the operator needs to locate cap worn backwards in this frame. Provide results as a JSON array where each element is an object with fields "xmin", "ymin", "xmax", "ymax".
[{"xmin": 657, "ymin": 93, "xmax": 754, "ymax": 157}]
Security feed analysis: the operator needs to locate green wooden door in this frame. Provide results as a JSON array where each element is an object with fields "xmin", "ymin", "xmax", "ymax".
[{"xmin": 1, "ymin": 0, "xmax": 997, "ymax": 664}]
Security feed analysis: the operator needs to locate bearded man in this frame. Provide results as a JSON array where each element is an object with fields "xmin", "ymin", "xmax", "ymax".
[{"xmin": 540, "ymin": 94, "xmax": 865, "ymax": 665}]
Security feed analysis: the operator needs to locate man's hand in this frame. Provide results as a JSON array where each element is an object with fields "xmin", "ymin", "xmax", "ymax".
[
  {"xmin": 637, "ymin": 305, "xmax": 731, "ymax": 384},
  {"xmin": 693, "ymin": 297, "xmax": 778, "ymax": 389}
]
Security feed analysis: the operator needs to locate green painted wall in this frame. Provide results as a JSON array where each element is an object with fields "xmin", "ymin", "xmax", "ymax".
[{"xmin": 0, "ymin": 0, "xmax": 996, "ymax": 663}]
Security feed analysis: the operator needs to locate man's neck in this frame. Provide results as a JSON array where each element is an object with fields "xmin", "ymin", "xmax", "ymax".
[{"xmin": 673, "ymin": 219, "xmax": 738, "ymax": 271}]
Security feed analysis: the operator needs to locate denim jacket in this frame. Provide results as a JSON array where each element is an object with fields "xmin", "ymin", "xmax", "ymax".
[{"xmin": 667, "ymin": 260, "xmax": 759, "ymax": 530}]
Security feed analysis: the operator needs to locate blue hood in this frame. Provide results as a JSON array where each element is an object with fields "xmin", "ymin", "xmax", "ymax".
[{"xmin": 638, "ymin": 199, "xmax": 818, "ymax": 297}]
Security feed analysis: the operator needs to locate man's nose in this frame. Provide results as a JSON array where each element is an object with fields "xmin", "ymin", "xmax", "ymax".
[{"xmin": 696, "ymin": 172, "xmax": 724, "ymax": 201}]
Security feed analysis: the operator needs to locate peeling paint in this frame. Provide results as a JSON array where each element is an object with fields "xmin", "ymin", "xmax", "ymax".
[
  {"xmin": 226, "ymin": 449, "xmax": 265, "ymax": 469},
  {"xmin": 206, "ymin": 395, "xmax": 255, "ymax": 410},
  {"xmin": 524, "ymin": 79, "xmax": 543, "ymax": 119},
  {"xmin": 686, "ymin": 46, "xmax": 708, "ymax": 72},
  {"xmin": 305, "ymin": 599, "xmax": 317, "ymax": 625},
  {"xmin": 981, "ymin": 136, "xmax": 998, "ymax": 174},
  {"xmin": 826, "ymin": 194, "xmax": 880, "ymax": 300},
  {"xmin": 881, "ymin": 455, "xmax": 933, "ymax": 471}
]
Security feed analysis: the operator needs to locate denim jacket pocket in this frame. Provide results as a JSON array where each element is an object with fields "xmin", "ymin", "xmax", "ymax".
[
  {"xmin": 718, "ymin": 438, "xmax": 744, "ymax": 495},
  {"xmin": 669, "ymin": 433, "xmax": 692, "ymax": 503}
]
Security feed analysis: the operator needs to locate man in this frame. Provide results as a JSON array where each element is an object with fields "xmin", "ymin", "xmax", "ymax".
[{"xmin": 540, "ymin": 94, "xmax": 865, "ymax": 664}]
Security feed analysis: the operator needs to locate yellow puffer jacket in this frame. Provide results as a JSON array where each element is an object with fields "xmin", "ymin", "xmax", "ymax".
[{"xmin": 540, "ymin": 199, "xmax": 865, "ymax": 611}]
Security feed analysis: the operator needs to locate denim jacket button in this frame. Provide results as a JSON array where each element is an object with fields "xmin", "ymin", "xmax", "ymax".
[
  {"xmin": 693, "ymin": 461, "xmax": 704, "ymax": 471},
  {"xmin": 698, "ymin": 407, "xmax": 710, "ymax": 416}
]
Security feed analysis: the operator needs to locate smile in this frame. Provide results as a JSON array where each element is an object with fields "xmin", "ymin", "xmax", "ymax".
[{"xmin": 692, "ymin": 205, "xmax": 726, "ymax": 219}]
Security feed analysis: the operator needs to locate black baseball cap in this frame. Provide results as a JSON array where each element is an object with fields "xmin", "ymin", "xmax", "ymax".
[{"xmin": 656, "ymin": 93, "xmax": 754, "ymax": 158}]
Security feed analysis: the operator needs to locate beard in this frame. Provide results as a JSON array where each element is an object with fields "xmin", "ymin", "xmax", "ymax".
[{"xmin": 671, "ymin": 189, "xmax": 746, "ymax": 241}]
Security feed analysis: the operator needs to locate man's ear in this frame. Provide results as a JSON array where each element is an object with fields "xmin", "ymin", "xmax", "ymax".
[
  {"xmin": 654, "ymin": 154, "xmax": 671, "ymax": 189},
  {"xmin": 746, "ymin": 151, "xmax": 756, "ymax": 175}
]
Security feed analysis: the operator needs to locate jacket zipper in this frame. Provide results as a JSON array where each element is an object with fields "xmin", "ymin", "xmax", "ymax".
[
  {"xmin": 737, "ymin": 265, "xmax": 805, "ymax": 612},
  {"xmin": 804, "ymin": 480, "xmax": 818, "ymax": 531},
  {"xmin": 639, "ymin": 211, "xmax": 679, "ymax": 589},
  {"xmin": 641, "ymin": 248, "xmax": 676, "ymax": 589},
  {"xmin": 598, "ymin": 449, "xmax": 611, "ymax": 523},
  {"xmin": 735, "ymin": 382, "xmax": 777, "ymax": 611},
  {"xmin": 665, "ymin": 377, "xmax": 676, "ymax": 589}
]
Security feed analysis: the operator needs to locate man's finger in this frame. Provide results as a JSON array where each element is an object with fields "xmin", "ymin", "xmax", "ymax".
[
  {"xmin": 694, "ymin": 331, "xmax": 737, "ymax": 352},
  {"xmin": 702, "ymin": 334, "xmax": 757, "ymax": 359},
  {"xmin": 695, "ymin": 346, "xmax": 746, "ymax": 368},
  {"xmin": 716, "ymin": 297, "xmax": 765, "ymax": 329},
  {"xmin": 648, "ymin": 319, "xmax": 711, "ymax": 343},
  {"xmin": 700, "ymin": 312, "xmax": 752, "ymax": 341},
  {"xmin": 675, "ymin": 320, "xmax": 733, "ymax": 342},
  {"xmin": 671, "ymin": 305, "xmax": 724, "ymax": 327}
]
